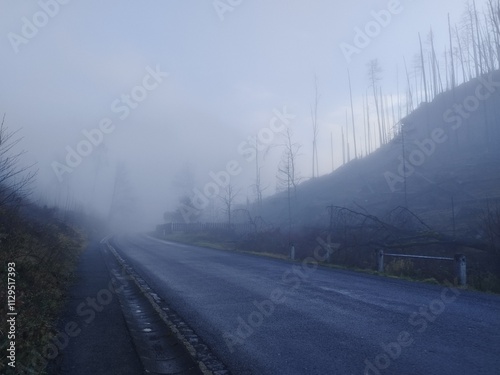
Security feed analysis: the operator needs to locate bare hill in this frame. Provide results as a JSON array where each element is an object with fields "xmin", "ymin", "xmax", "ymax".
[{"xmin": 260, "ymin": 70, "xmax": 500, "ymax": 236}]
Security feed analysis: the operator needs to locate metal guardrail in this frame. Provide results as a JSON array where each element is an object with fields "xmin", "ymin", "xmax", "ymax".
[
  {"xmin": 384, "ymin": 253, "xmax": 454, "ymax": 261},
  {"xmin": 377, "ymin": 250, "xmax": 467, "ymax": 286}
]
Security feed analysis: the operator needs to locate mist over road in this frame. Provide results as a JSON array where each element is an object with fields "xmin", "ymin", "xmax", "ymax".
[{"xmin": 112, "ymin": 234, "xmax": 500, "ymax": 375}]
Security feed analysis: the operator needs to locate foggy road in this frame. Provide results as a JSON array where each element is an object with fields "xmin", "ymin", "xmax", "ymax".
[
  {"xmin": 4, "ymin": 2, "xmax": 500, "ymax": 375},
  {"xmin": 111, "ymin": 234, "xmax": 500, "ymax": 375}
]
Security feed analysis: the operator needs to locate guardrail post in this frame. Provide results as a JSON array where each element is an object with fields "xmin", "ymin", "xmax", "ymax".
[
  {"xmin": 290, "ymin": 244, "xmax": 295, "ymax": 261},
  {"xmin": 377, "ymin": 250, "xmax": 384, "ymax": 273},
  {"xmin": 454, "ymin": 254, "xmax": 467, "ymax": 286}
]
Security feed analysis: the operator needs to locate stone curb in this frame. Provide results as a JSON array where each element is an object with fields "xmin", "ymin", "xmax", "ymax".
[{"xmin": 103, "ymin": 237, "xmax": 231, "ymax": 375}]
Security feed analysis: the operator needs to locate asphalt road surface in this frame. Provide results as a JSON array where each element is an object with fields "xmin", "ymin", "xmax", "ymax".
[
  {"xmin": 47, "ymin": 240, "xmax": 144, "ymax": 375},
  {"xmin": 111, "ymin": 234, "xmax": 500, "ymax": 375}
]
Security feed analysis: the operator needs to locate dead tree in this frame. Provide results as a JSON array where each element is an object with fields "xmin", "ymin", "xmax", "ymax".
[
  {"xmin": 449, "ymin": 13, "xmax": 457, "ymax": 89},
  {"xmin": 310, "ymin": 75, "xmax": 320, "ymax": 178},
  {"xmin": 219, "ymin": 184, "xmax": 239, "ymax": 228},
  {"xmin": 367, "ymin": 59, "xmax": 383, "ymax": 148},
  {"xmin": 0, "ymin": 114, "xmax": 36, "ymax": 209},
  {"xmin": 348, "ymin": 70, "xmax": 358, "ymax": 158},
  {"xmin": 329, "ymin": 205, "xmax": 490, "ymax": 252},
  {"xmin": 418, "ymin": 33, "xmax": 429, "ymax": 103},
  {"xmin": 277, "ymin": 128, "xmax": 301, "ymax": 239}
]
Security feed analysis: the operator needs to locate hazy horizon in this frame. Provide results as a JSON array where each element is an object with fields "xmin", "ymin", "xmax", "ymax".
[{"xmin": 0, "ymin": 0, "xmax": 489, "ymax": 229}]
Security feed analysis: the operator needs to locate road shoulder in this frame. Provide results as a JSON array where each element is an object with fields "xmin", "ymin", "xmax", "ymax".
[{"xmin": 46, "ymin": 239, "xmax": 144, "ymax": 375}]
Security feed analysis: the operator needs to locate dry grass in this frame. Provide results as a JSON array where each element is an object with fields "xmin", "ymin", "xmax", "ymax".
[
  {"xmin": 0, "ymin": 206, "xmax": 86, "ymax": 374},
  {"xmin": 154, "ymin": 228, "xmax": 500, "ymax": 293}
]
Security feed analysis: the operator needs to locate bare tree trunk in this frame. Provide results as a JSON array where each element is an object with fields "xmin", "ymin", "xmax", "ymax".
[
  {"xmin": 445, "ymin": 48, "xmax": 450, "ymax": 90},
  {"xmin": 429, "ymin": 29, "xmax": 438, "ymax": 97},
  {"xmin": 368, "ymin": 59, "xmax": 383, "ymax": 148},
  {"xmin": 429, "ymin": 29, "xmax": 444, "ymax": 95},
  {"xmin": 455, "ymin": 24, "xmax": 468, "ymax": 83},
  {"xmin": 449, "ymin": 13, "xmax": 456, "ymax": 89},
  {"xmin": 487, "ymin": 0, "xmax": 500, "ymax": 68},
  {"xmin": 390, "ymin": 93, "xmax": 396, "ymax": 139},
  {"xmin": 363, "ymin": 95, "xmax": 368, "ymax": 156},
  {"xmin": 366, "ymin": 93, "xmax": 372, "ymax": 154},
  {"xmin": 345, "ymin": 112, "xmax": 351, "ymax": 162},
  {"xmin": 396, "ymin": 67, "xmax": 402, "ymax": 124},
  {"xmin": 473, "ymin": 0, "xmax": 484, "ymax": 75},
  {"xmin": 401, "ymin": 121, "xmax": 408, "ymax": 208},
  {"xmin": 330, "ymin": 132, "xmax": 334, "ymax": 172},
  {"xmin": 219, "ymin": 184, "xmax": 239, "ymax": 228},
  {"xmin": 310, "ymin": 75, "xmax": 320, "ymax": 178},
  {"xmin": 342, "ymin": 127, "xmax": 346, "ymax": 165},
  {"xmin": 348, "ymin": 70, "xmax": 358, "ymax": 159},
  {"xmin": 380, "ymin": 88, "xmax": 387, "ymax": 144},
  {"xmin": 419, "ymin": 33, "xmax": 429, "ymax": 103},
  {"xmin": 276, "ymin": 128, "xmax": 301, "ymax": 237},
  {"xmin": 254, "ymin": 140, "xmax": 262, "ymax": 211},
  {"xmin": 470, "ymin": 2, "xmax": 480, "ymax": 78},
  {"xmin": 403, "ymin": 57, "xmax": 414, "ymax": 115}
]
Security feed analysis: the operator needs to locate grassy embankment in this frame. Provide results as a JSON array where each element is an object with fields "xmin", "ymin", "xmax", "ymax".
[
  {"xmin": 152, "ymin": 229, "xmax": 500, "ymax": 294},
  {"xmin": 1, "ymin": 206, "xmax": 88, "ymax": 374}
]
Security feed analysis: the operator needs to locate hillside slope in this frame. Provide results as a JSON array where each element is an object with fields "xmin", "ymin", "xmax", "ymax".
[{"xmin": 260, "ymin": 70, "xmax": 500, "ymax": 235}]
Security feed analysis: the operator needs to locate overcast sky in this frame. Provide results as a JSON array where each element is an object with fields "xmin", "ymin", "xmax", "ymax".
[{"xmin": 0, "ymin": 0, "xmax": 488, "ymax": 228}]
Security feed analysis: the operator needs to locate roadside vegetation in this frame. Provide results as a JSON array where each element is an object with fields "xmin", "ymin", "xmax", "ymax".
[
  {"xmin": 0, "ymin": 119, "xmax": 93, "ymax": 374},
  {"xmin": 1, "ymin": 205, "xmax": 87, "ymax": 374},
  {"xmin": 153, "ymin": 211, "xmax": 500, "ymax": 294}
]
